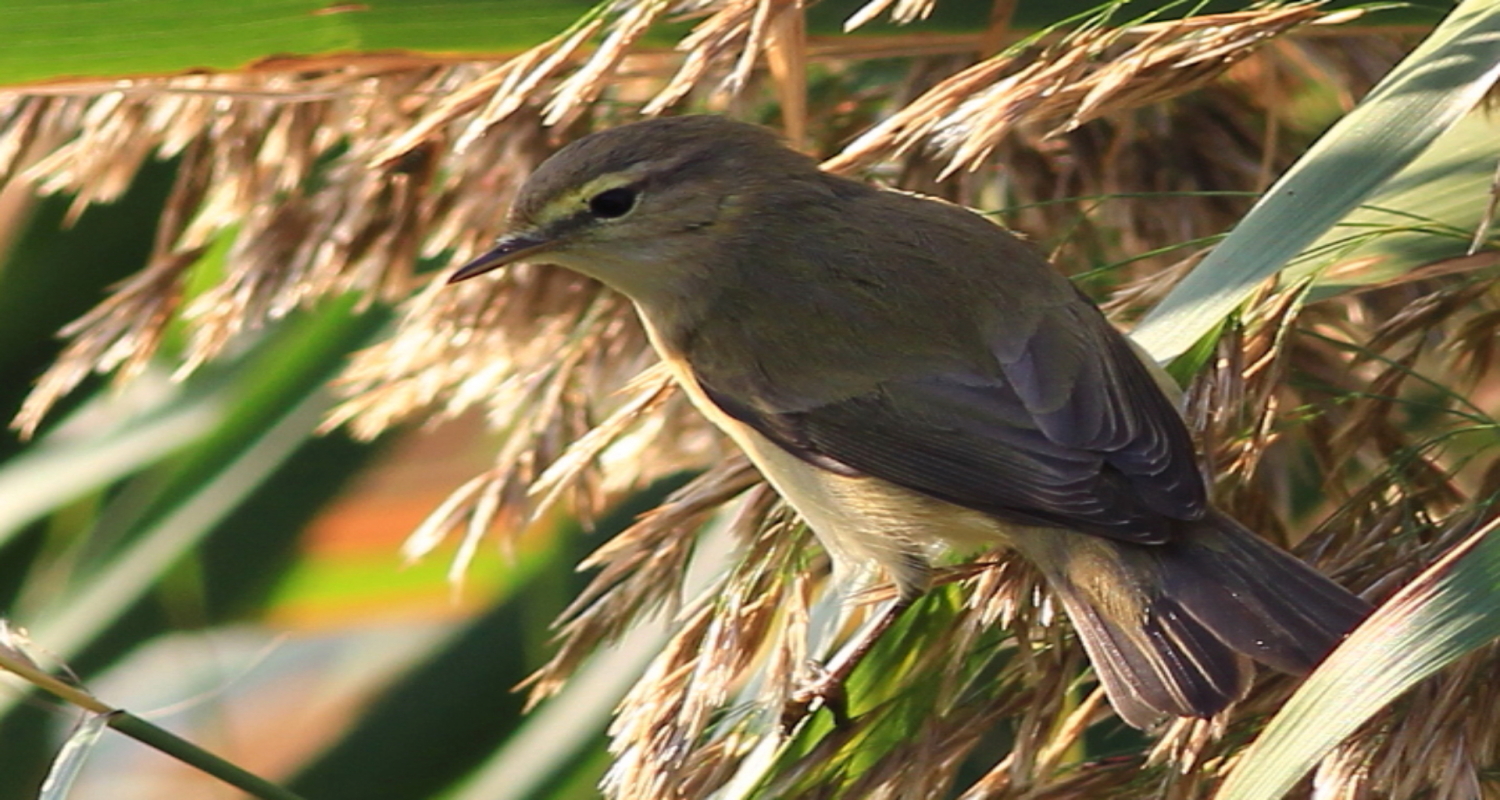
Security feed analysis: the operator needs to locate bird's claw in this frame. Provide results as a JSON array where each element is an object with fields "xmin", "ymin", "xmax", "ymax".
[{"xmin": 780, "ymin": 661, "xmax": 851, "ymax": 734}]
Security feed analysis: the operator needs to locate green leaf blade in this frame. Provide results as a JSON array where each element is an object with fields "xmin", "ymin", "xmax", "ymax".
[
  {"xmin": 1132, "ymin": 0, "xmax": 1500, "ymax": 362},
  {"xmin": 1215, "ymin": 521, "xmax": 1500, "ymax": 800}
]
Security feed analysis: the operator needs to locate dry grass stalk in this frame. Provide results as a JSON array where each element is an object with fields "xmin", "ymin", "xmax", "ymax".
[
  {"xmin": 822, "ymin": 4, "xmax": 1343, "ymax": 176},
  {"xmin": 546, "ymin": 0, "xmax": 674, "ymax": 128},
  {"xmin": 14, "ymin": 246, "xmax": 194, "ymax": 437},
  {"xmin": 372, "ymin": 21, "xmax": 606, "ymax": 167},
  {"xmin": 845, "ymin": 0, "xmax": 939, "ymax": 31},
  {"xmin": 525, "ymin": 459, "xmax": 761, "ymax": 704},
  {"xmin": 603, "ymin": 485, "xmax": 806, "ymax": 798},
  {"xmin": 643, "ymin": 0, "xmax": 804, "ymax": 116},
  {"xmin": 762, "ymin": 3, "xmax": 809, "ymax": 148},
  {"xmin": 4, "ymin": 68, "xmax": 553, "ymax": 436}
]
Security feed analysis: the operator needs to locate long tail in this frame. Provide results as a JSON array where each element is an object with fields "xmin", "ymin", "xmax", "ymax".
[{"xmin": 1021, "ymin": 510, "xmax": 1371, "ymax": 728}]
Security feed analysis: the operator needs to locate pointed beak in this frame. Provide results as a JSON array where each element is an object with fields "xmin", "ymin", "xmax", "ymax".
[{"xmin": 447, "ymin": 231, "xmax": 557, "ymax": 284}]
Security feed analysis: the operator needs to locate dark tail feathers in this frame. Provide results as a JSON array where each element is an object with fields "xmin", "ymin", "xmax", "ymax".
[{"xmin": 1039, "ymin": 510, "xmax": 1371, "ymax": 728}]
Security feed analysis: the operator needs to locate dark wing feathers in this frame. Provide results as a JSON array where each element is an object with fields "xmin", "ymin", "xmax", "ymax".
[
  {"xmin": 697, "ymin": 305, "xmax": 1207, "ymax": 544},
  {"xmin": 999, "ymin": 308, "xmax": 1205, "ymax": 519}
]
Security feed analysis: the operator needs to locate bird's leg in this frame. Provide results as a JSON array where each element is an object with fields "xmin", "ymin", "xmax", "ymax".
[{"xmin": 781, "ymin": 591, "xmax": 919, "ymax": 732}]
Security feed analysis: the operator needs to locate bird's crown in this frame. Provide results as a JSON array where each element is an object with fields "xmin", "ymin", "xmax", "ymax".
[{"xmin": 511, "ymin": 115, "xmax": 814, "ymax": 229}]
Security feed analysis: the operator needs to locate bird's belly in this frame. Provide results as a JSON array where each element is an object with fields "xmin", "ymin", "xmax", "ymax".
[{"xmin": 735, "ymin": 429, "xmax": 1003, "ymax": 593}]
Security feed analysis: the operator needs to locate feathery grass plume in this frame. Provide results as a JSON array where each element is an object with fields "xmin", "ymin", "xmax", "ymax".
[
  {"xmin": 525, "ymin": 458, "xmax": 762, "ymax": 703},
  {"xmin": 821, "ymin": 5, "xmax": 1345, "ymax": 177},
  {"xmin": 645, "ymin": 0, "xmax": 806, "ymax": 116},
  {"xmin": 845, "ymin": 0, "xmax": 941, "ymax": 30},
  {"xmin": 602, "ymin": 487, "xmax": 812, "ymax": 799},
  {"xmin": 5, "ymin": 69, "xmax": 558, "ymax": 436}
]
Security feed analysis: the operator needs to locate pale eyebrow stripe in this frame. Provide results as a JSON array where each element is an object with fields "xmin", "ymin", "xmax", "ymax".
[{"xmin": 533, "ymin": 167, "xmax": 650, "ymax": 226}]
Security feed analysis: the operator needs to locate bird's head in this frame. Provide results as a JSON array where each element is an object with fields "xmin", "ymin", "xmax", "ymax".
[{"xmin": 449, "ymin": 115, "xmax": 819, "ymax": 305}]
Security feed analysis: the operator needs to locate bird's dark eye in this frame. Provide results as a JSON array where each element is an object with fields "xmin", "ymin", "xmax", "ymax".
[{"xmin": 588, "ymin": 187, "xmax": 638, "ymax": 219}]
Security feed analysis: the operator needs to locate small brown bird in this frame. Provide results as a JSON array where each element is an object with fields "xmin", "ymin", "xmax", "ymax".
[{"xmin": 450, "ymin": 115, "xmax": 1370, "ymax": 727}]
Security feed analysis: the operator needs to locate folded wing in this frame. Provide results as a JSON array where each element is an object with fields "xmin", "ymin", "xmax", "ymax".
[{"xmin": 697, "ymin": 302, "xmax": 1207, "ymax": 544}]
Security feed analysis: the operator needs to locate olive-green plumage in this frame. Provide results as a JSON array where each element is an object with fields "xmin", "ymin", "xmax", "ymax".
[{"xmin": 451, "ymin": 115, "xmax": 1370, "ymax": 727}]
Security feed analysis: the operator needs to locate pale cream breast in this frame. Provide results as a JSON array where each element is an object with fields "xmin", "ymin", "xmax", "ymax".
[{"xmin": 640, "ymin": 314, "xmax": 1005, "ymax": 596}]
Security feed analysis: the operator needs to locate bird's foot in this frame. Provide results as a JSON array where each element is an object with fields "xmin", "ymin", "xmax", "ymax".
[
  {"xmin": 777, "ymin": 594, "xmax": 917, "ymax": 734},
  {"xmin": 781, "ymin": 661, "xmax": 851, "ymax": 733}
]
